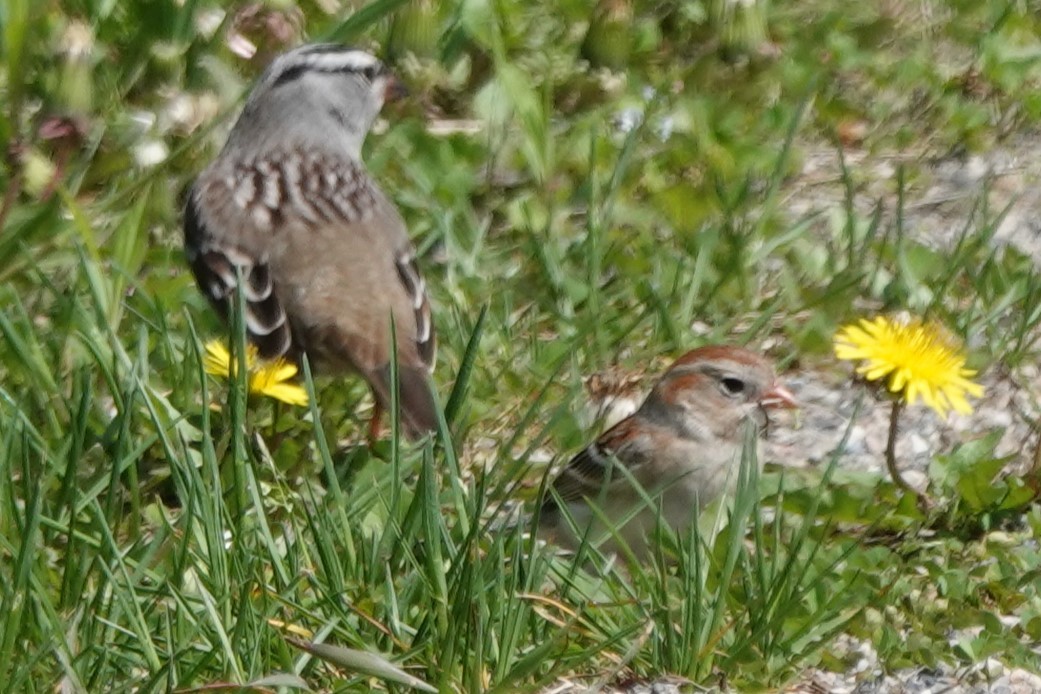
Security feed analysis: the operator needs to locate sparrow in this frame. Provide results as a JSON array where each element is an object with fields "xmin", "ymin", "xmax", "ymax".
[
  {"xmin": 183, "ymin": 45, "xmax": 437, "ymax": 439},
  {"xmin": 540, "ymin": 344, "xmax": 797, "ymax": 555}
]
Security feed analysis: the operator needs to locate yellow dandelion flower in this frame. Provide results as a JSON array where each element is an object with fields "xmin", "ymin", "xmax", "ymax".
[
  {"xmin": 834, "ymin": 316, "xmax": 984, "ymax": 418},
  {"xmin": 249, "ymin": 359, "xmax": 309, "ymax": 406},
  {"xmin": 203, "ymin": 340, "xmax": 309, "ymax": 406},
  {"xmin": 203, "ymin": 339, "xmax": 251, "ymax": 378}
]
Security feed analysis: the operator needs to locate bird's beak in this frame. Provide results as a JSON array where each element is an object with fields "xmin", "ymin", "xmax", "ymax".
[
  {"xmin": 761, "ymin": 382, "xmax": 798, "ymax": 409},
  {"xmin": 382, "ymin": 74, "xmax": 408, "ymax": 103}
]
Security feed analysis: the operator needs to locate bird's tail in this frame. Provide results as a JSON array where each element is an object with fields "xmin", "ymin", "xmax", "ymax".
[{"xmin": 369, "ymin": 363, "xmax": 440, "ymax": 441}]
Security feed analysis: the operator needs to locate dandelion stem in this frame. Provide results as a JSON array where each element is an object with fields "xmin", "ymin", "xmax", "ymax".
[
  {"xmin": 884, "ymin": 399, "xmax": 930, "ymax": 506},
  {"xmin": 1031, "ymin": 421, "xmax": 1041, "ymax": 478}
]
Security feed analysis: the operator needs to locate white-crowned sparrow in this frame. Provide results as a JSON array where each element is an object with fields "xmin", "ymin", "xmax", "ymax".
[
  {"xmin": 540, "ymin": 345, "xmax": 797, "ymax": 554},
  {"xmin": 184, "ymin": 44, "xmax": 437, "ymax": 438}
]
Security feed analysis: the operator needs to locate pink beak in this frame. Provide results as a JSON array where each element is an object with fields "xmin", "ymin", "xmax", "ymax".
[
  {"xmin": 383, "ymin": 74, "xmax": 408, "ymax": 103},
  {"xmin": 761, "ymin": 382, "xmax": 798, "ymax": 409}
]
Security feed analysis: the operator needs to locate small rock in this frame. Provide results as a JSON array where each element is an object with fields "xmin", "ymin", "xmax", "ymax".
[{"xmin": 1008, "ymin": 668, "xmax": 1041, "ymax": 693}]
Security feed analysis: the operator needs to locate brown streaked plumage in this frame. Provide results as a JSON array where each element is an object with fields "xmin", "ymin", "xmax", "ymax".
[
  {"xmin": 540, "ymin": 344, "xmax": 797, "ymax": 555},
  {"xmin": 183, "ymin": 45, "xmax": 437, "ymax": 438}
]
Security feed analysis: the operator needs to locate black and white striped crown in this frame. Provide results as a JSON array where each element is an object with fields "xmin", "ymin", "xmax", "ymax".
[{"xmin": 267, "ymin": 44, "xmax": 388, "ymax": 88}]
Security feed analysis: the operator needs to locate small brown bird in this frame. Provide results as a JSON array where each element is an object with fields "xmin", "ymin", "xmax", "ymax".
[
  {"xmin": 540, "ymin": 345, "xmax": 797, "ymax": 555},
  {"xmin": 183, "ymin": 45, "xmax": 437, "ymax": 439}
]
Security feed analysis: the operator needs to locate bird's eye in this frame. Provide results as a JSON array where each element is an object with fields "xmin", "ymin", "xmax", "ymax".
[
  {"xmin": 720, "ymin": 377, "xmax": 746, "ymax": 396},
  {"xmin": 361, "ymin": 65, "xmax": 384, "ymax": 82}
]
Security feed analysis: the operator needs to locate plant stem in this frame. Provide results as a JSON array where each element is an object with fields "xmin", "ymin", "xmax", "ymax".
[{"xmin": 884, "ymin": 399, "xmax": 930, "ymax": 507}]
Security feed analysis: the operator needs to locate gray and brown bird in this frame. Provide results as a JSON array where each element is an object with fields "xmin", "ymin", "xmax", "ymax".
[
  {"xmin": 184, "ymin": 45, "xmax": 437, "ymax": 439},
  {"xmin": 540, "ymin": 345, "xmax": 797, "ymax": 555}
]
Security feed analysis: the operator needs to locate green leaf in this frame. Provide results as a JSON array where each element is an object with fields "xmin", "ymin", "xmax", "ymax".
[{"xmin": 288, "ymin": 638, "xmax": 436, "ymax": 693}]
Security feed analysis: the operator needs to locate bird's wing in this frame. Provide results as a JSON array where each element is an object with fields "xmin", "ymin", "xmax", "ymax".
[
  {"xmin": 184, "ymin": 149, "xmax": 435, "ymax": 376},
  {"xmin": 184, "ymin": 171, "xmax": 294, "ymax": 359},
  {"xmin": 545, "ymin": 416, "xmax": 652, "ymax": 509}
]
